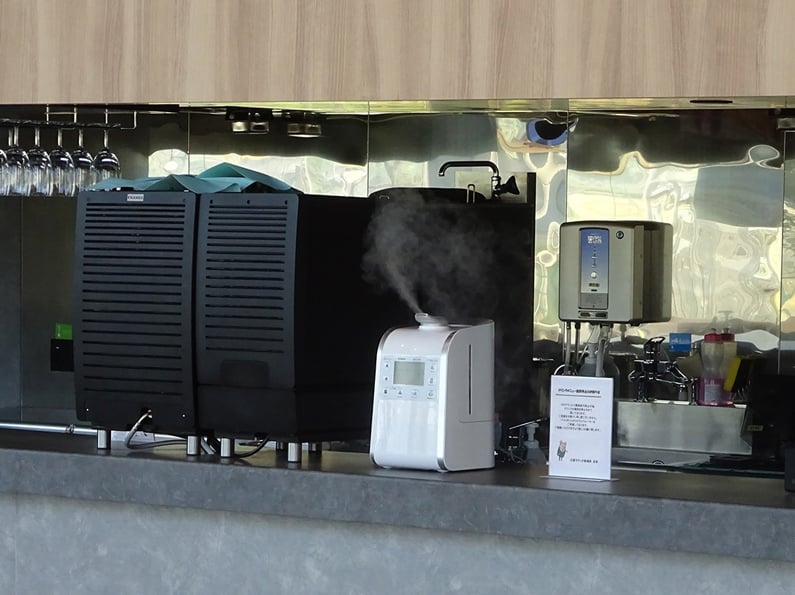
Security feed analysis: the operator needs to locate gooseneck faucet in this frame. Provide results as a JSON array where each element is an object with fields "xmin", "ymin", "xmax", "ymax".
[
  {"xmin": 438, "ymin": 160, "xmax": 499, "ymax": 176},
  {"xmin": 438, "ymin": 160, "xmax": 518, "ymax": 200}
]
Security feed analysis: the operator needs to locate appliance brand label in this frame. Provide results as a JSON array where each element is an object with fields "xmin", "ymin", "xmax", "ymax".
[{"xmin": 126, "ymin": 193, "xmax": 145, "ymax": 202}]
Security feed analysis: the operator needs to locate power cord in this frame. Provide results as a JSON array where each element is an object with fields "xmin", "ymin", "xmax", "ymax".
[
  {"xmin": 124, "ymin": 411, "xmax": 270, "ymax": 457},
  {"xmin": 124, "ymin": 410, "xmax": 187, "ymax": 450},
  {"xmin": 235, "ymin": 437, "xmax": 270, "ymax": 459},
  {"xmin": 200, "ymin": 434, "xmax": 271, "ymax": 459}
]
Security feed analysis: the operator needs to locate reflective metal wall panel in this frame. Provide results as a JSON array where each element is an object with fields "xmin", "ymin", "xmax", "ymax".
[
  {"xmin": 181, "ymin": 111, "xmax": 369, "ymax": 195},
  {"xmin": 779, "ymin": 130, "xmax": 795, "ymax": 373},
  {"xmin": 366, "ymin": 112, "xmax": 567, "ymax": 342},
  {"xmin": 1, "ymin": 103, "xmax": 794, "ymax": 426},
  {"xmin": 566, "ymin": 110, "xmax": 784, "ymax": 379}
]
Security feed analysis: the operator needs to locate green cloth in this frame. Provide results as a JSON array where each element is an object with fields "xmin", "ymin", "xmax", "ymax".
[{"xmin": 87, "ymin": 162, "xmax": 300, "ymax": 194}]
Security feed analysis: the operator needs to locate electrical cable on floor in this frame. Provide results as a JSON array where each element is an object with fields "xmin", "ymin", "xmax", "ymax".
[
  {"xmin": 202, "ymin": 436, "xmax": 221, "ymax": 454},
  {"xmin": 200, "ymin": 435, "xmax": 270, "ymax": 459},
  {"xmin": 124, "ymin": 410, "xmax": 187, "ymax": 450},
  {"xmin": 235, "ymin": 436, "xmax": 270, "ymax": 459},
  {"xmin": 126, "ymin": 438, "xmax": 186, "ymax": 450}
]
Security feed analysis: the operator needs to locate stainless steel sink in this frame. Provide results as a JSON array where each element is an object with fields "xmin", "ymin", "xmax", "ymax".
[{"xmin": 614, "ymin": 399, "xmax": 751, "ymax": 456}]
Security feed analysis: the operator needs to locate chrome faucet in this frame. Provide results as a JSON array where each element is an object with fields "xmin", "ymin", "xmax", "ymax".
[
  {"xmin": 438, "ymin": 160, "xmax": 518, "ymax": 200},
  {"xmin": 628, "ymin": 336, "xmax": 696, "ymax": 403}
]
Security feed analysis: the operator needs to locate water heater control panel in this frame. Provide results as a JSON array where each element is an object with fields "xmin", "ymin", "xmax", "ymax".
[
  {"xmin": 579, "ymin": 227, "xmax": 610, "ymax": 310},
  {"xmin": 377, "ymin": 356, "xmax": 440, "ymax": 401},
  {"xmin": 559, "ymin": 220, "xmax": 672, "ymax": 324}
]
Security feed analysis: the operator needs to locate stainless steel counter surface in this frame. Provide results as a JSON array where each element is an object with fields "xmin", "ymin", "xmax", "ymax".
[{"xmin": 1, "ymin": 429, "xmax": 794, "ymax": 563}]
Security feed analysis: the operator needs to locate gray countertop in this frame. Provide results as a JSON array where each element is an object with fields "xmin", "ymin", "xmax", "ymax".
[{"xmin": 1, "ymin": 429, "xmax": 794, "ymax": 563}]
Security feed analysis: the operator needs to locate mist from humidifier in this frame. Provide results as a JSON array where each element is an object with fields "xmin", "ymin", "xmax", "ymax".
[{"xmin": 361, "ymin": 193, "xmax": 500, "ymax": 321}]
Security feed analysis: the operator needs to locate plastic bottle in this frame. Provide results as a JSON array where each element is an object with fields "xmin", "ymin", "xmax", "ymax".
[
  {"xmin": 524, "ymin": 422, "xmax": 547, "ymax": 465},
  {"xmin": 699, "ymin": 331, "xmax": 732, "ymax": 406}
]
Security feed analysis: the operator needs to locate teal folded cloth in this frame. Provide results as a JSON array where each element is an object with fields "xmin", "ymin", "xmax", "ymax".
[
  {"xmin": 197, "ymin": 162, "xmax": 296, "ymax": 192},
  {"xmin": 87, "ymin": 162, "xmax": 301, "ymax": 194}
]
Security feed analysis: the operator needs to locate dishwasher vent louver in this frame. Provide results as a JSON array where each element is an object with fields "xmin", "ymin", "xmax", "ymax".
[{"xmin": 73, "ymin": 192, "xmax": 197, "ymax": 433}]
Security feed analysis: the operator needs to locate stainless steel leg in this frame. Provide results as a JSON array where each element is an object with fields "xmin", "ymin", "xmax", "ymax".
[
  {"xmin": 186, "ymin": 435, "xmax": 200, "ymax": 456},
  {"xmin": 308, "ymin": 442, "xmax": 322, "ymax": 453},
  {"xmin": 220, "ymin": 437, "xmax": 235, "ymax": 458},
  {"xmin": 96, "ymin": 429, "xmax": 111, "ymax": 450},
  {"xmin": 275, "ymin": 441, "xmax": 287, "ymax": 452},
  {"xmin": 287, "ymin": 442, "xmax": 302, "ymax": 463}
]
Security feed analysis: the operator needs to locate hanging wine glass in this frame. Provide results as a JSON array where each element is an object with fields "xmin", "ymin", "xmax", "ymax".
[
  {"xmin": 28, "ymin": 125, "xmax": 52, "ymax": 196},
  {"xmin": 72, "ymin": 126, "xmax": 95, "ymax": 192},
  {"xmin": 50, "ymin": 127, "xmax": 75, "ymax": 196},
  {"xmin": 0, "ymin": 130, "xmax": 8, "ymax": 196},
  {"xmin": 92, "ymin": 110, "xmax": 120, "ymax": 184},
  {"xmin": 93, "ymin": 126, "xmax": 120, "ymax": 183},
  {"xmin": 6, "ymin": 126, "xmax": 30, "ymax": 196}
]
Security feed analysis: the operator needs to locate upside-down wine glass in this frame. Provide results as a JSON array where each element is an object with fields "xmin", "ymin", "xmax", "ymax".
[
  {"xmin": 72, "ymin": 127, "xmax": 95, "ymax": 192},
  {"xmin": 28, "ymin": 125, "xmax": 52, "ymax": 196},
  {"xmin": 6, "ymin": 126, "xmax": 30, "ymax": 196},
  {"xmin": 50, "ymin": 127, "xmax": 75, "ymax": 196},
  {"xmin": 0, "ymin": 130, "xmax": 8, "ymax": 196},
  {"xmin": 93, "ymin": 125, "xmax": 120, "ymax": 183}
]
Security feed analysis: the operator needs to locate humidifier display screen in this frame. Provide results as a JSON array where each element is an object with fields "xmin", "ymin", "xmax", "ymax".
[{"xmin": 393, "ymin": 361, "xmax": 426, "ymax": 386}]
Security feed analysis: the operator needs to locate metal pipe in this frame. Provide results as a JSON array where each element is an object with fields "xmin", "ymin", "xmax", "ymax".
[
  {"xmin": 595, "ymin": 326, "xmax": 606, "ymax": 378},
  {"xmin": 0, "ymin": 422, "xmax": 97, "ymax": 436}
]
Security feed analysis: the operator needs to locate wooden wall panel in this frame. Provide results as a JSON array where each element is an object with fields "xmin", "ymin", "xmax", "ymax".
[{"xmin": 0, "ymin": 0, "xmax": 793, "ymax": 104}]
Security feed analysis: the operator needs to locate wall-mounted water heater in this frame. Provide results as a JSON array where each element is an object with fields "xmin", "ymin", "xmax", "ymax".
[
  {"xmin": 559, "ymin": 221, "xmax": 673, "ymax": 324},
  {"xmin": 370, "ymin": 314, "xmax": 495, "ymax": 472}
]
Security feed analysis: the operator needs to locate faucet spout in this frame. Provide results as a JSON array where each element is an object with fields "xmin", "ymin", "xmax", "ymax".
[
  {"xmin": 437, "ymin": 160, "xmax": 514, "ymax": 200},
  {"xmin": 437, "ymin": 160, "xmax": 499, "ymax": 177}
]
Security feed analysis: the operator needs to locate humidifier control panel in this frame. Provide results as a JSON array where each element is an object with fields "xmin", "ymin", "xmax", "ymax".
[{"xmin": 377, "ymin": 356, "xmax": 440, "ymax": 401}]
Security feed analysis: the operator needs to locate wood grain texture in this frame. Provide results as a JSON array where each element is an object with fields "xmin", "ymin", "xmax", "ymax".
[{"xmin": 0, "ymin": 0, "xmax": 793, "ymax": 104}]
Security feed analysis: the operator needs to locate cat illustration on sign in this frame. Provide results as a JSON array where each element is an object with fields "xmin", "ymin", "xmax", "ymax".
[{"xmin": 556, "ymin": 440, "xmax": 567, "ymax": 461}]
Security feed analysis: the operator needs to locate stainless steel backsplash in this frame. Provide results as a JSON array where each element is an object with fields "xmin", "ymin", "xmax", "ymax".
[{"xmin": 2, "ymin": 104, "xmax": 793, "ymax": 423}]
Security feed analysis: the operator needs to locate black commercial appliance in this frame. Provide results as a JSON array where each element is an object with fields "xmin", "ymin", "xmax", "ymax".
[
  {"xmin": 73, "ymin": 187, "xmax": 535, "ymax": 447},
  {"xmin": 73, "ymin": 191, "xmax": 197, "ymax": 434},
  {"xmin": 194, "ymin": 193, "xmax": 410, "ymax": 441}
]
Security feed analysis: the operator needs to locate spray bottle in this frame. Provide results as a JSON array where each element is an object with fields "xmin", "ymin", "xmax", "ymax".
[{"xmin": 523, "ymin": 422, "xmax": 547, "ymax": 465}]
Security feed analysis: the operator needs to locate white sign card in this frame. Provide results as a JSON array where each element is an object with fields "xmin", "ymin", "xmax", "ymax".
[{"xmin": 548, "ymin": 375, "xmax": 614, "ymax": 480}]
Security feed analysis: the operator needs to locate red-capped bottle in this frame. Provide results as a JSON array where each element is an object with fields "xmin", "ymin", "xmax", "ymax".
[{"xmin": 698, "ymin": 331, "xmax": 730, "ymax": 406}]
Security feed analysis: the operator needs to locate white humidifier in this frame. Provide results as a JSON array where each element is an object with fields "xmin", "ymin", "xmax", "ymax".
[{"xmin": 369, "ymin": 313, "xmax": 495, "ymax": 472}]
